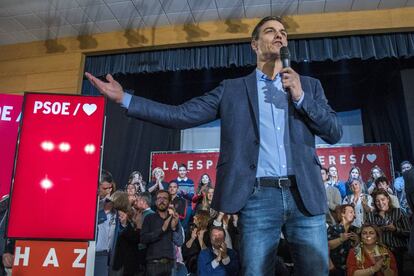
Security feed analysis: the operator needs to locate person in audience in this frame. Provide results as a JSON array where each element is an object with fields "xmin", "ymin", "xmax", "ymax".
[
  {"xmin": 169, "ymin": 180, "xmax": 187, "ymax": 221},
  {"xmin": 370, "ymin": 177, "xmax": 399, "ymax": 208},
  {"xmin": 193, "ymin": 174, "xmax": 213, "ymax": 210},
  {"xmin": 328, "ymin": 165, "xmax": 347, "ymax": 199},
  {"xmin": 140, "ymin": 190, "xmax": 184, "ymax": 276},
  {"xmin": 147, "ymin": 167, "xmax": 169, "ymax": 206},
  {"xmin": 128, "ymin": 170, "xmax": 146, "ymax": 194},
  {"xmin": 322, "ymin": 167, "xmax": 342, "ymax": 226},
  {"xmin": 345, "ymin": 166, "xmax": 366, "ymax": 195},
  {"xmin": 365, "ymin": 189, "xmax": 410, "ymax": 274},
  {"xmin": 327, "ymin": 204, "xmax": 359, "ymax": 276},
  {"xmin": 95, "ymin": 170, "xmax": 118, "ymax": 276},
  {"xmin": 366, "ymin": 165, "xmax": 386, "ymax": 194},
  {"xmin": 133, "ymin": 192, "xmax": 154, "ymax": 275},
  {"xmin": 125, "ymin": 183, "xmax": 138, "ymax": 205},
  {"xmin": 394, "ymin": 161, "xmax": 412, "ymax": 215},
  {"xmin": 346, "ymin": 224, "xmax": 397, "ymax": 276},
  {"xmin": 197, "ymin": 226, "xmax": 240, "ymax": 276},
  {"xmin": 403, "ymin": 163, "xmax": 414, "ymax": 256},
  {"xmin": 183, "ymin": 210, "xmax": 211, "ymax": 275},
  {"xmin": 112, "ymin": 206, "xmax": 141, "ymax": 276},
  {"xmin": 343, "ymin": 179, "xmax": 373, "ymax": 227},
  {"xmin": 176, "ymin": 164, "xmax": 195, "ymax": 230}
]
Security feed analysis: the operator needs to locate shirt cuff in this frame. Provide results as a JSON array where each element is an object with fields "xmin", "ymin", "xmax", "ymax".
[
  {"xmin": 293, "ymin": 92, "xmax": 304, "ymax": 108},
  {"xmin": 222, "ymin": 256, "xmax": 230, "ymax": 265},
  {"xmin": 121, "ymin": 92, "xmax": 132, "ymax": 109},
  {"xmin": 213, "ymin": 219, "xmax": 222, "ymax": 227},
  {"xmin": 211, "ymin": 259, "xmax": 220, "ymax": 269}
]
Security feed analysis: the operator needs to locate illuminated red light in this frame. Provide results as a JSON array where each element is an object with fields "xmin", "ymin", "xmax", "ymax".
[
  {"xmin": 84, "ymin": 144, "xmax": 96, "ymax": 154},
  {"xmin": 41, "ymin": 141, "xmax": 54, "ymax": 151},
  {"xmin": 58, "ymin": 142, "xmax": 71, "ymax": 152},
  {"xmin": 40, "ymin": 177, "xmax": 53, "ymax": 190}
]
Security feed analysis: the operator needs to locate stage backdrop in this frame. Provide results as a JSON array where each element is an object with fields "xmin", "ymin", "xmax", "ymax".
[{"xmin": 150, "ymin": 143, "xmax": 393, "ymax": 191}]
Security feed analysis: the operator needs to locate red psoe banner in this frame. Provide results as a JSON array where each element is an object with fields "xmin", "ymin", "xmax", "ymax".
[
  {"xmin": 150, "ymin": 144, "xmax": 394, "ymax": 187},
  {"xmin": 0, "ymin": 94, "xmax": 23, "ymax": 200},
  {"xmin": 7, "ymin": 94, "xmax": 105, "ymax": 240},
  {"xmin": 315, "ymin": 143, "xmax": 394, "ymax": 181},
  {"xmin": 12, "ymin": 240, "xmax": 89, "ymax": 276},
  {"xmin": 150, "ymin": 151, "xmax": 219, "ymax": 188}
]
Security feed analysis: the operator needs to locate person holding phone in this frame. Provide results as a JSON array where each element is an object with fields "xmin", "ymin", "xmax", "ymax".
[{"xmin": 346, "ymin": 224, "xmax": 397, "ymax": 276}]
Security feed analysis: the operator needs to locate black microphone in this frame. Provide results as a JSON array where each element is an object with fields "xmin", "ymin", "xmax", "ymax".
[{"xmin": 280, "ymin": 46, "xmax": 290, "ymax": 68}]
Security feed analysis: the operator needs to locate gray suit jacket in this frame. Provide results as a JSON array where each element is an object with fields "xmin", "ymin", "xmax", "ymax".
[
  {"xmin": 128, "ymin": 70, "xmax": 342, "ymax": 215},
  {"xmin": 403, "ymin": 168, "xmax": 414, "ymax": 256}
]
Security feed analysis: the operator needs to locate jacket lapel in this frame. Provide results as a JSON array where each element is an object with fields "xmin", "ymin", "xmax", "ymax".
[{"xmin": 244, "ymin": 70, "xmax": 260, "ymax": 139}]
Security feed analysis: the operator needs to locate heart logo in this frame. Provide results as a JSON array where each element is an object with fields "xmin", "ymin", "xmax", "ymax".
[
  {"xmin": 82, "ymin": 104, "xmax": 97, "ymax": 116},
  {"xmin": 366, "ymin": 154, "xmax": 377, "ymax": 163}
]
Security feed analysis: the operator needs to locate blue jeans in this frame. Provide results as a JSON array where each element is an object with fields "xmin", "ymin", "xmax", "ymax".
[{"xmin": 239, "ymin": 183, "xmax": 328, "ymax": 276}]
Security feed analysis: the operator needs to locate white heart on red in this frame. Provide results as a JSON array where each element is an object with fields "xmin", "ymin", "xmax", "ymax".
[
  {"xmin": 82, "ymin": 103, "xmax": 97, "ymax": 116},
  {"xmin": 366, "ymin": 154, "xmax": 377, "ymax": 163}
]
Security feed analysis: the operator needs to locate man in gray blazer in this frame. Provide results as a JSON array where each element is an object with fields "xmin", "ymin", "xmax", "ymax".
[
  {"xmin": 86, "ymin": 16, "xmax": 342, "ymax": 276},
  {"xmin": 404, "ymin": 165, "xmax": 414, "ymax": 257}
]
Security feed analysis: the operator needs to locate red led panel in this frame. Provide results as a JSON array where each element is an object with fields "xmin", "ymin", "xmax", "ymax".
[
  {"xmin": 7, "ymin": 93, "xmax": 105, "ymax": 240},
  {"xmin": 0, "ymin": 94, "xmax": 23, "ymax": 200}
]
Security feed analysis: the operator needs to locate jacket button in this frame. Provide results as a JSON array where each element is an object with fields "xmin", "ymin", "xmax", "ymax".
[{"xmin": 250, "ymin": 164, "xmax": 256, "ymax": 170}]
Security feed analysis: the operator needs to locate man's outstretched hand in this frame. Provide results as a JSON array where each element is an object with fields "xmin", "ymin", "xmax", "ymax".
[{"xmin": 85, "ymin": 72, "xmax": 124, "ymax": 104}]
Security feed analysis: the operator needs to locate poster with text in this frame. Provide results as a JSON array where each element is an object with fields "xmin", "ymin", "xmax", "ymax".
[
  {"xmin": 0, "ymin": 94, "xmax": 23, "ymax": 200},
  {"xmin": 7, "ymin": 93, "xmax": 105, "ymax": 240},
  {"xmin": 150, "ymin": 144, "xmax": 393, "ymax": 190}
]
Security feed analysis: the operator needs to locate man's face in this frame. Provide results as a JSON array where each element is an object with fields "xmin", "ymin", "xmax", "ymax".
[
  {"xmin": 168, "ymin": 182, "xmax": 178, "ymax": 196},
  {"xmin": 210, "ymin": 229, "xmax": 225, "ymax": 249},
  {"xmin": 178, "ymin": 167, "xmax": 187, "ymax": 178},
  {"xmin": 320, "ymin": 169, "xmax": 328, "ymax": 182},
  {"xmin": 329, "ymin": 167, "xmax": 337, "ymax": 177},
  {"xmin": 402, "ymin": 163, "xmax": 412, "ymax": 173},
  {"xmin": 207, "ymin": 188, "xmax": 214, "ymax": 201},
  {"xmin": 251, "ymin": 20, "xmax": 288, "ymax": 61},
  {"xmin": 99, "ymin": 181, "xmax": 112, "ymax": 198},
  {"xmin": 155, "ymin": 192, "xmax": 170, "ymax": 211}
]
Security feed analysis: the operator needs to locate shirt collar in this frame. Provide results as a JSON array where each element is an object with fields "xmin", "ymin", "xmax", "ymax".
[
  {"xmin": 256, "ymin": 68, "xmax": 280, "ymax": 82},
  {"xmin": 177, "ymin": 177, "xmax": 188, "ymax": 181}
]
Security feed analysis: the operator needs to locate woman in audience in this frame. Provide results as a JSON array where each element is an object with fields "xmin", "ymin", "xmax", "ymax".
[
  {"xmin": 125, "ymin": 183, "xmax": 138, "ymax": 205},
  {"xmin": 366, "ymin": 166, "xmax": 386, "ymax": 194},
  {"xmin": 146, "ymin": 167, "xmax": 168, "ymax": 206},
  {"xmin": 127, "ymin": 170, "xmax": 146, "ymax": 194},
  {"xmin": 343, "ymin": 179, "xmax": 373, "ymax": 227},
  {"xmin": 192, "ymin": 174, "xmax": 213, "ymax": 210},
  {"xmin": 182, "ymin": 210, "xmax": 211, "ymax": 275},
  {"xmin": 365, "ymin": 189, "xmax": 410, "ymax": 274},
  {"xmin": 328, "ymin": 204, "xmax": 359, "ymax": 276},
  {"xmin": 346, "ymin": 224, "xmax": 397, "ymax": 276},
  {"xmin": 345, "ymin": 166, "xmax": 366, "ymax": 195}
]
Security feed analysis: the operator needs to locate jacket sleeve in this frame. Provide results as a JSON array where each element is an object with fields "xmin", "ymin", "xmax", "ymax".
[
  {"xmin": 295, "ymin": 78, "xmax": 342, "ymax": 144},
  {"xmin": 127, "ymin": 82, "xmax": 224, "ymax": 129}
]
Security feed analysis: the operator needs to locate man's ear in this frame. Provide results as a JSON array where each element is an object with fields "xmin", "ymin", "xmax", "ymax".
[{"xmin": 251, "ymin": 40, "xmax": 258, "ymax": 52}]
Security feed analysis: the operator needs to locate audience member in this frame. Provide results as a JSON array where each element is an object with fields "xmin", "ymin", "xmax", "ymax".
[
  {"xmin": 343, "ymin": 179, "xmax": 373, "ymax": 227},
  {"xmin": 395, "ymin": 161, "xmax": 413, "ymax": 215},
  {"xmin": 197, "ymin": 226, "xmax": 240, "ymax": 276},
  {"xmin": 346, "ymin": 224, "xmax": 397, "ymax": 276},
  {"xmin": 345, "ymin": 166, "xmax": 366, "ymax": 195},
  {"xmin": 140, "ymin": 190, "xmax": 184, "ymax": 276},
  {"xmin": 328, "ymin": 165, "xmax": 347, "ymax": 199},
  {"xmin": 365, "ymin": 189, "xmax": 410, "ymax": 274},
  {"xmin": 147, "ymin": 167, "xmax": 169, "ymax": 206},
  {"xmin": 327, "ymin": 204, "xmax": 359, "ymax": 275},
  {"xmin": 322, "ymin": 167, "xmax": 342, "ymax": 226},
  {"xmin": 192, "ymin": 174, "xmax": 213, "ymax": 211},
  {"xmin": 176, "ymin": 164, "xmax": 195, "ymax": 230},
  {"xmin": 371, "ymin": 177, "xmax": 400, "ymax": 208},
  {"xmin": 169, "ymin": 180, "xmax": 187, "ymax": 220},
  {"xmin": 128, "ymin": 170, "xmax": 146, "ymax": 194},
  {"xmin": 366, "ymin": 165, "xmax": 386, "ymax": 194}
]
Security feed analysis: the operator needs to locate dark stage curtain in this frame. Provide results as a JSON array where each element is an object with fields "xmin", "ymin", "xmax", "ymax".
[{"xmin": 84, "ymin": 32, "xmax": 414, "ymax": 76}]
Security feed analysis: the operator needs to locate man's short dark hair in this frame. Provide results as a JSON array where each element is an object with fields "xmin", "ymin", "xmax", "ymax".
[
  {"xmin": 209, "ymin": 225, "xmax": 226, "ymax": 239},
  {"xmin": 169, "ymin": 180, "xmax": 179, "ymax": 187},
  {"xmin": 375, "ymin": 176, "xmax": 389, "ymax": 186},
  {"xmin": 178, "ymin": 163, "xmax": 187, "ymax": 170},
  {"xmin": 100, "ymin": 169, "xmax": 113, "ymax": 184},
  {"xmin": 156, "ymin": 189, "xmax": 171, "ymax": 202},
  {"xmin": 401, "ymin": 160, "xmax": 412, "ymax": 168},
  {"xmin": 251, "ymin": 16, "xmax": 284, "ymax": 41},
  {"xmin": 139, "ymin": 192, "xmax": 152, "ymax": 207},
  {"xmin": 321, "ymin": 167, "xmax": 329, "ymax": 174}
]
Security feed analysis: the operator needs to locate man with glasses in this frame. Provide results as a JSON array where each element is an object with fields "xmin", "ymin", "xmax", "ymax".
[{"xmin": 141, "ymin": 190, "xmax": 184, "ymax": 276}]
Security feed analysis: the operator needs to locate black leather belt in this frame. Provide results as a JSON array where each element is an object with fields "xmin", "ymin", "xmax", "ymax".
[
  {"xmin": 256, "ymin": 176, "xmax": 296, "ymax": 188},
  {"xmin": 148, "ymin": 258, "xmax": 173, "ymax": 264}
]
